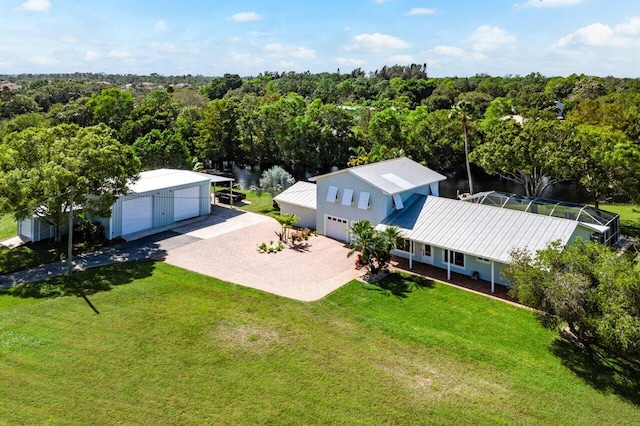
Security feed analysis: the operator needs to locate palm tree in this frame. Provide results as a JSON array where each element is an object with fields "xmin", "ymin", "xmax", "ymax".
[
  {"xmin": 449, "ymin": 101, "xmax": 476, "ymax": 195},
  {"xmin": 348, "ymin": 220, "xmax": 401, "ymax": 277}
]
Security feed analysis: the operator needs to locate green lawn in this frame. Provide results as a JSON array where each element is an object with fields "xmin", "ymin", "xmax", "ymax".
[
  {"xmin": 0, "ymin": 214, "xmax": 16, "ymax": 241},
  {"xmin": 601, "ymin": 203, "xmax": 640, "ymax": 239},
  {"xmin": 214, "ymin": 188, "xmax": 281, "ymax": 218},
  {"xmin": 1, "ymin": 262, "xmax": 638, "ymax": 425}
]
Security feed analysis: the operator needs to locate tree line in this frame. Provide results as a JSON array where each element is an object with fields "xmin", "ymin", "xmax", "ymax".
[{"xmin": 1, "ymin": 68, "xmax": 640, "ymax": 211}]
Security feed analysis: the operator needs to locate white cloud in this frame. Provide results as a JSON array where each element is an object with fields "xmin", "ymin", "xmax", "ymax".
[
  {"xmin": 61, "ymin": 35, "xmax": 79, "ymax": 44},
  {"xmin": 227, "ymin": 12, "xmax": 263, "ymax": 22},
  {"xmin": 154, "ymin": 20, "xmax": 168, "ymax": 31},
  {"xmin": 84, "ymin": 50, "xmax": 101, "ymax": 61},
  {"xmin": 407, "ymin": 7, "xmax": 436, "ymax": 16},
  {"xmin": 468, "ymin": 25, "xmax": 517, "ymax": 52},
  {"xmin": 29, "ymin": 56, "xmax": 58, "ymax": 66},
  {"xmin": 344, "ymin": 33, "xmax": 412, "ymax": 54},
  {"xmin": 371, "ymin": 0, "xmax": 393, "ymax": 3},
  {"xmin": 265, "ymin": 43, "xmax": 316, "ymax": 59},
  {"xmin": 18, "ymin": 0, "xmax": 51, "ymax": 12},
  {"xmin": 430, "ymin": 45, "xmax": 465, "ymax": 56},
  {"xmin": 522, "ymin": 0, "xmax": 585, "ymax": 8},
  {"xmin": 551, "ymin": 17, "xmax": 640, "ymax": 50},
  {"xmin": 108, "ymin": 50, "xmax": 132, "ymax": 59},
  {"xmin": 227, "ymin": 36, "xmax": 243, "ymax": 43},
  {"xmin": 149, "ymin": 42, "xmax": 199, "ymax": 54},
  {"xmin": 336, "ymin": 57, "xmax": 366, "ymax": 66},
  {"xmin": 387, "ymin": 54, "xmax": 415, "ymax": 63}
]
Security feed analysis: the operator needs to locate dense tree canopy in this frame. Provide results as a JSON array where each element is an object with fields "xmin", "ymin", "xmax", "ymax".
[
  {"xmin": 1, "ymin": 69, "xmax": 639, "ymax": 205},
  {"xmin": 0, "ymin": 124, "xmax": 140, "ymax": 240}
]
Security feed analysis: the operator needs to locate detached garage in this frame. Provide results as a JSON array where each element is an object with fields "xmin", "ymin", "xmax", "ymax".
[{"xmin": 105, "ymin": 169, "xmax": 213, "ymax": 240}]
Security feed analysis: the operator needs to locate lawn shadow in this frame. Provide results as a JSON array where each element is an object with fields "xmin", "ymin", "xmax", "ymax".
[
  {"xmin": 0, "ymin": 260, "xmax": 158, "ymax": 301},
  {"xmin": 550, "ymin": 338, "xmax": 640, "ymax": 405},
  {"xmin": 365, "ymin": 271, "xmax": 435, "ymax": 298}
]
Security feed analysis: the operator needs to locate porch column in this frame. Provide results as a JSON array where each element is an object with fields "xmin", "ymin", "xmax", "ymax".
[
  {"xmin": 409, "ymin": 241, "xmax": 413, "ymax": 269},
  {"xmin": 490, "ymin": 260, "xmax": 495, "ymax": 294},
  {"xmin": 447, "ymin": 250, "xmax": 451, "ymax": 280}
]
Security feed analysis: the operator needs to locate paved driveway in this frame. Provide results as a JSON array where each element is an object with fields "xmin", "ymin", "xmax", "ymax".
[{"xmin": 164, "ymin": 207, "xmax": 361, "ymax": 302}]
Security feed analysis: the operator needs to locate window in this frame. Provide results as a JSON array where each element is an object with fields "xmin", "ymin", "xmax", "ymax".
[
  {"xmin": 326, "ymin": 185, "xmax": 338, "ymax": 203},
  {"xmin": 422, "ymin": 244, "xmax": 431, "ymax": 257},
  {"xmin": 392, "ymin": 193, "xmax": 404, "ymax": 210},
  {"xmin": 477, "ymin": 257, "xmax": 491, "ymax": 264},
  {"xmin": 357, "ymin": 192, "xmax": 371, "ymax": 210},
  {"xmin": 395, "ymin": 237, "xmax": 411, "ymax": 252},
  {"xmin": 341, "ymin": 188, "xmax": 354, "ymax": 206},
  {"xmin": 444, "ymin": 250, "xmax": 465, "ymax": 268}
]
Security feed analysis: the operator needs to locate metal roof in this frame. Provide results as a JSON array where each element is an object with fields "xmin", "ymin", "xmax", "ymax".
[
  {"xmin": 129, "ymin": 169, "xmax": 214, "ymax": 193},
  {"xmin": 378, "ymin": 195, "xmax": 584, "ymax": 263},
  {"xmin": 273, "ymin": 181, "xmax": 317, "ymax": 210},
  {"xmin": 309, "ymin": 157, "xmax": 446, "ymax": 195},
  {"xmin": 462, "ymin": 190, "xmax": 620, "ymax": 245}
]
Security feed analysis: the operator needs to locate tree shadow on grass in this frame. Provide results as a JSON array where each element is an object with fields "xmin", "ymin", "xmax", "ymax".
[
  {"xmin": 364, "ymin": 271, "xmax": 435, "ymax": 298},
  {"xmin": 550, "ymin": 338, "xmax": 640, "ymax": 405},
  {"xmin": 0, "ymin": 260, "xmax": 158, "ymax": 301}
]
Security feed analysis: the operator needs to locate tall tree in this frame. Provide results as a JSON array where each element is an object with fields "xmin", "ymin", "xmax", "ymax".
[
  {"xmin": 505, "ymin": 240, "xmax": 640, "ymax": 357},
  {"xmin": 471, "ymin": 119, "xmax": 580, "ymax": 197},
  {"xmin": 574, "ymin": 125, "xmax": 640, "ymax": 208},
  {"xmin": 449, "ymin": 100, "xmax": 476, "ymax": 194},
  {"xmin": 0, "ymin": 124, "xmax": 140, "ymax": 241}
]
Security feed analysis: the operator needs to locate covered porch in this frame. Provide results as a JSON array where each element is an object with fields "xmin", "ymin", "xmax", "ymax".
[{"xmin": 389, "ymin": 255, "xmax": 515, "ymax": 303}]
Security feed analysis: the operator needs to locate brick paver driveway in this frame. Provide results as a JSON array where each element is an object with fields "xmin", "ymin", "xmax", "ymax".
[{"xmin": 164, "ymin": 207, "xmax": 362, "ymax": 301}]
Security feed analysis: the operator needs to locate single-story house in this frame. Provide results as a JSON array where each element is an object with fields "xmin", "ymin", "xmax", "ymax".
[
  {"xmin": 18, "ymin": 169, "xmax": 228, "ymax": 242},
  {"xmin": 274, "ymin": 157, "xmax": 613, "ymax": 291},
  {"xmin": 376, "ymin": 194, "xmax": 599, "ymax": 291},
  {"xmin": 273, "ymin": 181, "xmax": 317, "ymax": 229}
]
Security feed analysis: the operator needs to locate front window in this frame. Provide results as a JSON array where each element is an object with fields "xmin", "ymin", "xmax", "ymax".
[
  {"xmin": 395, "ymin": 237, "xmax": 411, "ymax": 252},
  {"xmin": 444, "ymin": 250, "xmax": 465, "ymax": 268}
]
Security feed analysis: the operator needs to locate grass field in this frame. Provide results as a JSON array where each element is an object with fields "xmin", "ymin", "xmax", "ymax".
[
  {"xmin": 0, "ymin": 214, "xmax": 16, "ymax": 241},
  {"xmin": 214, "ymin": 188, "xmax": 280, "ymax": 218},
  {"xmin": 1, "ymin": 261, "xmax": 638, "ymax": 425},
  {"xmin": 601, "ymin": 203, "xmax": 640, "ymax": 239}
]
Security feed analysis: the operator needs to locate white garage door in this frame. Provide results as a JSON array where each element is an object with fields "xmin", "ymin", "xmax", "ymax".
[
  {"xmin": 122, "ymin": 197, "xmax": 153, "ymax": 235},
  {"xmin": 325, "ymin": 215, "xmax": 349, "ymax": 242},
  {"xmin": 174, "ymin": 186, "xmax": 201, "ymax": 222}
]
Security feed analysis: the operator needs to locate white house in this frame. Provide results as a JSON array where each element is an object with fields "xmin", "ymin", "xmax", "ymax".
[
  {"xmin": 274, "ymin": 157, "xmax": 610, "ymax": 290},
  {"xmin": 18, "ymin": 169, "xmax": 223, "ymax": 242},
  {"xmin": 273, "ymin": 181, "xmax": 317, "ymax": 229},
  {"xmin": 306, "ymin": 157, "xmax": 446, "ymax": 242}
]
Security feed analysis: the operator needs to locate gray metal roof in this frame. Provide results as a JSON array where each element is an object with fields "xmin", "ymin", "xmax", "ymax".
[
  {"xmin": 273, "ymin": 181, "xmax": 317, "ymax": 210},
  {"xmin": 378, "ymin": 195, "xmax": 583, "ymax": 263},
  {"xmin": 129, "ymin": 169, "xmax": 213, "ymax": 193},
  {"xmin": 309, "ymin": 157, "xmax": 446, "ymax": 195}
]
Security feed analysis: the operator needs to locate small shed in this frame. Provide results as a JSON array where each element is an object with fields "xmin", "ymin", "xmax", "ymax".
[{"xmin": 273, "ymin": 181, "xmax": 317, "ymax": 229}]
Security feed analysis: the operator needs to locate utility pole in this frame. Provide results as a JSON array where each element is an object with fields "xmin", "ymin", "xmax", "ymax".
[{"xmin": 67, "ymin": 189, "xmax": 74, "ymax": 281}]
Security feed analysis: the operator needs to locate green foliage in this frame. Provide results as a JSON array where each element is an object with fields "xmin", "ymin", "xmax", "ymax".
[
  {"xmin": 274, "ymin": 213, "xmax": 299, "ymax": 242},
  {"xmin": 87, "ymin": 88, "xmax": 134, "ymax": 130},
  {"xmin": 132, "ymin": 129, "xmax": 189, "ymax": 170},
  {"xmin": 0, "ymin": 123, "xmax": 140, "ymax": 240},
  {"xmin": 258, "ymin": 165, "xmax": 295, "ymax": 197},
  {"xmin": 472, "ymin": 119, "xmax": 580, "ymax": 197},
  {"xmin": 200, "ymin": 73, "xmax": 243, "ymax": 100},
  {"xmin": 505, "ymin": 240, "xmax": 640, "ymax": 356},
  {"xmin": 0, "ymin": 94, "xmax": 39, "ymax": 118},
  {"xmin": 449, "ymin": 100, "xmax": 477, "ymax": 194},
  {"xmin": 348, "ymin": 220, "xmax": 400, "ymax": 277}
]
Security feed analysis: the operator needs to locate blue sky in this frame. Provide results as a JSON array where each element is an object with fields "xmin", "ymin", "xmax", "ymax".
[{"xmin": 1, "ymin": 0, "xmax": 639, "ymax": 77}]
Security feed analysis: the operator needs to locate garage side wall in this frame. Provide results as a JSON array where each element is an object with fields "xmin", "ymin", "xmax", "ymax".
[{"xmin": 280, "ymin": 204, "xmax": 316, "ymax": 229}]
